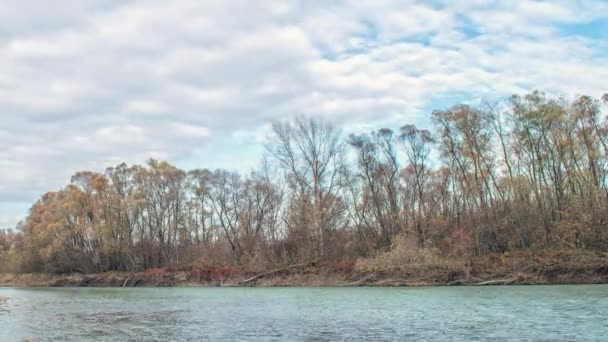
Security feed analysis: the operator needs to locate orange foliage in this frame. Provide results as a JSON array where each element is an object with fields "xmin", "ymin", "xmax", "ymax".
[{"xmin": 327, "ymin": 260, "xmax": 355, "ymax": 274}]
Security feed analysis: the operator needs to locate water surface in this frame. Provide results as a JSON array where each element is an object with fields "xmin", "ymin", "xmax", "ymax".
[{"xmin": 0, "ymin": 285, "xmax": 607, "ymax": 341}]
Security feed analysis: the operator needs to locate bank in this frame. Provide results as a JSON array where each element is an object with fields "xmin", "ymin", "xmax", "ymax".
[{"xmin": 1, "ymin": 250, "xmax": 607, "ymax": 287}]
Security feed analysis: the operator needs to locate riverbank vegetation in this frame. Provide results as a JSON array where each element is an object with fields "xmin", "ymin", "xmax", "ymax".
[{"xmin": 2, "ymin": 91, "xmax": 608, "ymax": 286}]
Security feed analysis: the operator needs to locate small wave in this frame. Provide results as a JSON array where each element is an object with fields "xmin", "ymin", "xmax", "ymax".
[{"xmin": 0, "ymin": 296, "xmax": 10, "ymax": 315}]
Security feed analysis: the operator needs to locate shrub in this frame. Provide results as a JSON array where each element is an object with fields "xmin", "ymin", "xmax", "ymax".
[{"xmin": 355, "ymin": 234, "xmax": 465, "ymax": 273}]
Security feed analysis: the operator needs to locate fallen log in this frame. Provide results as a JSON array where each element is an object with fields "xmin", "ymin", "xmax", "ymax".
[
  {"xmin": 475, "ymin": 277, "xmax": 517, "ymax": 285},
  {"xmin": 240, "ymin": 261, "xmax": 316, "ymax": 285},
  {"xmin": 348, "ymin": 272, "xmax": 378, "ymax": 286},
  {"xmin": 447, "ymin": 279, "xmax": 465, "ymax": 286}
]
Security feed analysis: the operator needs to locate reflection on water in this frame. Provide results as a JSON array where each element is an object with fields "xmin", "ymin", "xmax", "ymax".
[{"xmin": 0, "ymin": 285, "xmax": 607, "ymax": 341}]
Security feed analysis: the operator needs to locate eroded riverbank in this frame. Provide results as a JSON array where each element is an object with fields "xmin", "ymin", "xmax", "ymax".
[
  {"xmin": 1, "ymin": 272, "xmax": 606, "ymax": 287},
  {"xmin": 2, "ymin": 250, "xmax": 608, "ymax": 287}
]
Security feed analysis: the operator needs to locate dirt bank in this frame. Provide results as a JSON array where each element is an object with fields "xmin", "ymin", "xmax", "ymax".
[{"xmin": 1, "ymin": 250, "xmax": 607, "ymax": 287}]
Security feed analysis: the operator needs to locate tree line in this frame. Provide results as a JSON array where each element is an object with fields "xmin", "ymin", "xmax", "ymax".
[{"xmin": 1, "ymin": 91, "xmax": 608, "ymax": 274}]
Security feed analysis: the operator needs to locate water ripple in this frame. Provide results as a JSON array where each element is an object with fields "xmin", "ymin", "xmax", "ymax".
[{"xmin": 0, "ymin": 285, "xmax": 606, "ymax": 341}]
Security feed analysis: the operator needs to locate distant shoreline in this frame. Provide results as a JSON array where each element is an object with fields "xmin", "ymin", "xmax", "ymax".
[
  {"xmin": 1, "ymin": 273, "xmax": 606, "ymax": 288},
  {"xmin": 2, "ymin": 252, "xmax": 607, "ymax": 287}
]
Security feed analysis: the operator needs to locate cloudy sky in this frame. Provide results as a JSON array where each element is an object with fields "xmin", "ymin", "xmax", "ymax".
[{"xmin": 1, "ymin": 0, "xmax": 607, "ymax": 227}]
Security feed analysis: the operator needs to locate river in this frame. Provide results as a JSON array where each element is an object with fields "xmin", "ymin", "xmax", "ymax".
[{"xmin": 0, "ymin": 285, "xmax": 607, "ymax": 341}]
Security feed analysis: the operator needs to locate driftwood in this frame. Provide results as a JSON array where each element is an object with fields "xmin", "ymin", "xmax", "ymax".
[
  {"xmin": 241, "ymin": 261, "xmax": 316, "ymax": 285},
  {"xmin": 475, "ymin": 277, "xmax": 518, "ymax": 285},
  {"xmin": 122, "ymin": 275, "xmax": 141, "ymax": 287},
  {"xmin": 348, "ymin": 273, "xmax": 378, "ymax": 286},
  {"xmin": 447, "ymin": 279, "xmax": 465, "ymax": 286}
]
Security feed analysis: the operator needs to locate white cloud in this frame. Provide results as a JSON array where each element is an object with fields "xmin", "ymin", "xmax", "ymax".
[{"xmin": 0, "ymin": 0, "xmax": 607, "ymax": 226}]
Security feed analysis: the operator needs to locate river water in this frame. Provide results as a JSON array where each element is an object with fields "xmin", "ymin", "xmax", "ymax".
[{"xmin": 0, "ymin": 285, "xmax": 607, "ymax": 341}]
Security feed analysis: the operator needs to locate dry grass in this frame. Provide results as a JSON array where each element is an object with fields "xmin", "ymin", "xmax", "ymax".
[
  {"xmin": 469, "ymin": 249, "xmax": 608, "ymax": 284},
  {"xmin": 355, "ymin": 235, "xmax": 466, "ymax": 274},
  {"xmin": 1, "ymin": 248, "xmax": 607, "ymax": 287}
]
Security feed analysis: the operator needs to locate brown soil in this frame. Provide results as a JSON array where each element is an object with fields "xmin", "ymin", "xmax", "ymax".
[{"xmin": 1, "ymin": 250, "xmax": 607, "ymax": 287}]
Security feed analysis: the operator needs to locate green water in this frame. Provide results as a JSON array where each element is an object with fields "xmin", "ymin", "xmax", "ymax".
[{"xmin": 0, "ymin": 285, "xmax": 607, "ymax": 341}]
